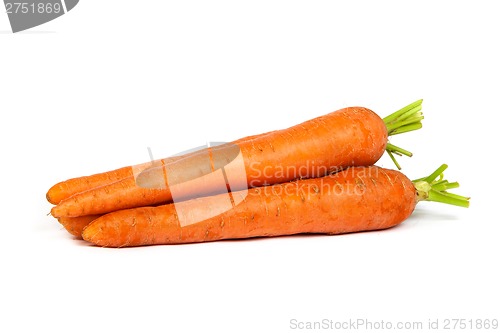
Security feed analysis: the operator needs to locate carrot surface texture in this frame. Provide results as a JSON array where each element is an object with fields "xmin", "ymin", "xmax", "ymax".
[
  {"xmin": 50, "ymin": 100, "xmax": 424, "ymax": 218},
  {"xmin": 45, "ymin": 132, "xmax": 270, "ymax": 205},
  {"xmin": 57, "ymin": 215, "xmax": 101, "ymax": 239},
  {"xmin": 82, "ymin": 164, "xmax": 469, "ymax": 247},
  {"xmin": 46, "ymin": 167, "xmax": 131, "ymax": 205}
]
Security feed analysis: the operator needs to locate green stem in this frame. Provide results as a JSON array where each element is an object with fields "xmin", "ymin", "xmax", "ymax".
[
  {"xmin": 384, "ymin": 99, "xmax": 424, "ymax": 169},
  {"xmin": 389, "ymin": 122, "xmax": 423, "ymax": 136},
  {"xmin": 386, "ymin": 150, "xmax": 401, "ymax": 170},
  {"xmin": 383, "ymin": 99, "xmax": 423, "ymax": 123},
  {"xmin": 386, "ymin": 143, "xmax": 412, "ymax": 157},
  {"xmin": 423, "ymin": 163, "xmax": 448, "ymax": 183},
  {"xmin": 413, "ymin": 164, "xmax": 470, "ymax": 208}
]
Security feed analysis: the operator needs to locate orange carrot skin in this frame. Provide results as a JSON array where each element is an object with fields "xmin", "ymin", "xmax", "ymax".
[
  {"xmin": 82, "ymin": 166, "xmax": 416, "ymax": 247},
  {"xmin": 241, "ymin": 107, "xmax": 388, "ymax": 186},
  {"xmin": 53, "ymin": 107, "xmax": 387, "ymax": 218},
  {"xmin": 137, "ymin": 107, "xmax": 388, "ymax": 188},
  {"xmin": 47, "ymin": 167, "xmax": 132, "ymax": 205},
  {"xmin": 46, "ymin": 133, "xmax": 272, "ymax": 206},
  {"xmin": 58, "ymin": 215, "xmax": 101, "ymax": 239}
]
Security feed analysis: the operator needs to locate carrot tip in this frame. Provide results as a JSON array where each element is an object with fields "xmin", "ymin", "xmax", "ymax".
[{"xmin": 50, "ymin": 206, "xmax": 62, "ymax": 218}]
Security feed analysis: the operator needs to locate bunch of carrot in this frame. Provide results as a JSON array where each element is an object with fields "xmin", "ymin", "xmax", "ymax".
[{"xmin": 46, "ymin": 99, "xmax": 469, "ymax": 247}]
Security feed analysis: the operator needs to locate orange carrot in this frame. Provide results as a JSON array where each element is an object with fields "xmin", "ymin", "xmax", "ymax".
[
  {"xmin": 82, "ymin": 164, "xmax": 467, "ymax": 247},
  {"xmin": 58, "ymin": 215, "xmax": 101, "ymax": 239},
  {"xmin": 52, "ymin": 100, "xmax": 423, "ymax": 218},
  {"xmin": 46, "ymin": 133, "xmax": 272, "ymax": 205},
  {"xmin": 46, "ymin": 167, "xmax": 131, "ymax": 205}
]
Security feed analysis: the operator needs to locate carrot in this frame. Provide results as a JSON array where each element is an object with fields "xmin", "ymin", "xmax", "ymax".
[
  {"xmin": 58, "ymin": 215, "xmax": 101, "ymax": 239},
  {"xmin": 46, "ymin": 167, "xmax": 132, "ymax": 205},
  {"xmin": 52, "ymin": 100, "xmax": 424, "ymax": 218},
  {"xmin": 46, "ymin": 133, "xmax": 272, "ymax": 205},
  {"xmin": 82, "ymin": 164, "xmax": 468, "ymax": 247}
]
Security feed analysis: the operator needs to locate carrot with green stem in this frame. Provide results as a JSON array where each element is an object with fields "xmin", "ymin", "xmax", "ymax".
[
  {"xmin": 82, "ymin": 164, "xmax": 467, "ymax": 247},
  {"xmin": 52, "ymin": 100, "xmax": 424, "ymax": 218}
]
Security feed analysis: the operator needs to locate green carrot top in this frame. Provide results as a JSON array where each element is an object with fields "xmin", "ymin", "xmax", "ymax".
[
  {"xmin": 383, "ymin": 99, "xmax": 424, "ymax": 169},
  {"xmin": 413, "ymin": 164, "xmax": 470, "ymax": 208}
]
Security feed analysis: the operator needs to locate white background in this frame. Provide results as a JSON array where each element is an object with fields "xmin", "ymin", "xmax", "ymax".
[{"xmin": 1, "ymin": 1, "xmax": 498, "ymax": 332}]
